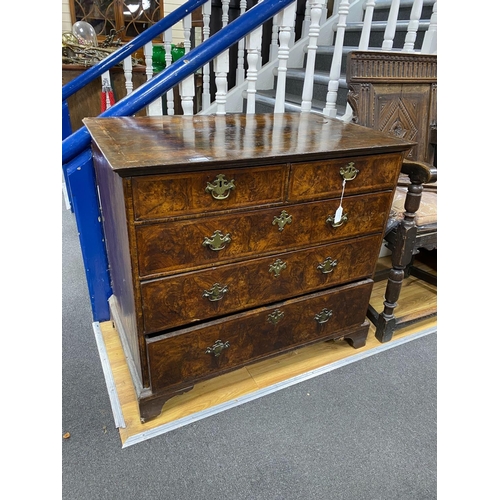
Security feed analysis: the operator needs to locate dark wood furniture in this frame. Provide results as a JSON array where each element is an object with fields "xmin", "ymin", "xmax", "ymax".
[
  {"xmin": 84, "ymin": 113, "xmax": 413, "ymax": 422},
  {"xmin": 346, "ymin": 50, "xmax": 437, "ymax": 343}
]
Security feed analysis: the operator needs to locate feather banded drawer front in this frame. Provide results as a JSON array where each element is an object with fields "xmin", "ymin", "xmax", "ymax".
[{"xmin": 84, "ymin": 113, "xmax": 414, "ymax": 423}]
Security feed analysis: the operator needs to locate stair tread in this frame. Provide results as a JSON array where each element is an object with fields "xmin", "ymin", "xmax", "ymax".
[
  {"xmin": 276, "ymin": 68, "xmax": 347, "ymax": 87},
  {"xmin": 346, "ymin": 20, "xmax": 430, "ymax": 31},
  {"xmin": 253, "ymin": 90, "xmax": 347, "ymax": 117}
]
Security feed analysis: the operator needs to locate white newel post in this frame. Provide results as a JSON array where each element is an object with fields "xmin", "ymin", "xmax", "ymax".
[
  {"xmin": 274, "ymin": 1, "xmax": 298, "ymax": 114},
  {"xmin": 180, "ymin": 14, "xmax": 195, "ymax": 115},
  {"xmin": 358, "ymin": 0, "xmax": 376, "ymax": 50},
  {"xmin": 202, "ymin": 1, "xmax": 212, "ymax": 110},
  {"xmin": 403, "ymin": 0, "xmax": 423, "ymax": 52},
  {"xmin": 382, "ymin": 0, "xmax": 401, "ymax": 50},
  {"xmin": 421, "ymin": 1, "xmax": 437, "ymax": 54},
  {"xmin": 323, "ymin": 0, "xmax": 349, "ymax": 118},
  {"xmin": 301, "ymin": 0, "xmax": 325, "ymax": 112}
]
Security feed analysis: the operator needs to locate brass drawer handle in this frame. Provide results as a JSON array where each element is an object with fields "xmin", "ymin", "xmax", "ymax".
[
  {"xmin": 206, "ymin": 174, "xmax": 235, "ymax": 200},
  {"xmin": 205, "ymin": 339, "xmax": 230, "ymax": 357},
  {"xmin": 314, "ymin": 308, "xmax": 333, "ymax": 324},
  {"xmin": 272, "ymin": 210, "xmax": 292, "ymax": 232},
  {"xmin": 269, "ymin": 259, "xmax": 287, "ymax": 277},
  {"xmin": 267, "ymin": 310, "xmax": 285, "ymax": 325},
  {"xmin": 340, "ymin": 162, "xmax": 359, "ymax": 181},
  {"xmin": 202, "ymin": 283, "xmax": 229, "ymax": 302},
  {"xmin": 326, "ymin": 212, "xmax": 348, "ymax": 228},
  {"xmin": 317, "ymin": 257, "xmax": 338, "ymax": 274},
  {"xmin": 202, "ymin": 230, "xmax": 232, "ymax": 251}
]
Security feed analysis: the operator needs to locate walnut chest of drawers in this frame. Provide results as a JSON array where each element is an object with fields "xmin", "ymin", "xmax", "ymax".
[{"xmin": 84, "ymin": 113, "xmax": 413, "ymax": 423}]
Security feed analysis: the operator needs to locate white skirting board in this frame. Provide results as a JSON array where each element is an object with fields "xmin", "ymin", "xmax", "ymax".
[{"xmin": 92, "ymin": 322, "xmax": 437, "ymax": 448}]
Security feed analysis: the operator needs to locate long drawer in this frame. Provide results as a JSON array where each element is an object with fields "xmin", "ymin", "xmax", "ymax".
[
  {"xmin": 135, "ymin": 191, "xmax": 393, "ymax": 278},
  {"xmin": 146, "ymin": 279, "xmax": 373, "ymax": 392},
  {"xmin": 131, "ymin": 165, "xmax": 288, "ymax": 221},
  {"xmin": 140, "ymin": 234, "xmax": 381, "ymax": 334}
]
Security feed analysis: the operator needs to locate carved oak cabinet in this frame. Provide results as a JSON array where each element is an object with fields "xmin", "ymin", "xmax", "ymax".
[{"xmin": 84, "ymin": 113, "xmax": 413, "ymax": 423}]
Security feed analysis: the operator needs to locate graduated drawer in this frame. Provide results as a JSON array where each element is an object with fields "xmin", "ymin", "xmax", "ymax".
[
  {"xmin": 146, "ymin": 279, "xmax": 373, "ymax": 392},
  {"xmin": 131, "ymin": 165, "xmax": 287, "ymax": 221},
  {"xmin": 288, "ymin": 153, "xmax": 402, "ymax": 202},
  {"xmin": 140, "ymin": 234, "xmax": 381, "ymax": 334},
  {"xmin": 135, "ymin": 191, "xmax": 393, "ymax": 278}
]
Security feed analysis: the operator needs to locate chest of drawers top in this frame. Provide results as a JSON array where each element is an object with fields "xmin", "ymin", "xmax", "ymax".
[{"xmin": 83, "ymin": 113, "xmax": 414, "ymax": 176}]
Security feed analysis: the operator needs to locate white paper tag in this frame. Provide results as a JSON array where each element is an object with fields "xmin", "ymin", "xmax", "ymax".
[{"xmin": 334, "ymin": 206, "xmax": 343, "ymax": 224}]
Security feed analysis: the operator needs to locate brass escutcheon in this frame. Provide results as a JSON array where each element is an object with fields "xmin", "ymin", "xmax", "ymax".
[
  {"xmin": 317, "ymin": 257, "xmax": 338, "ymax": 274},
  {"xmin": 267, "ymin": 310, "xmax": 285, "ymax": 325},
  {"xmin": 202, "ymin": 283, "xmax": 229, "ymax": 301},
  {"xmin": 269, "ymin": 259, "xmax": 287, "ymax": 277},
  {"xmin": 339, "ymin": 162, "xmax": 359, "ymax": 181},
  {"xmin": 326, "ymin": 212, "xmax": 348, "ymax": 228},
  {"xmin": 202, "ymin": 230, "xmax": 232, "ymax": 251},
  {"xmin": 272, "ymin": 210, "xmax": 293, "ymax": 232},
  {"xmin": 205, "ymin": 339, "xmax": 230, "ymax": 357},
  {"xmin": 205, "ymin": 174, "xmax": 235, "ymax": 200},
  {"xmin": 314, "ymin": 308, "xmax": 333, "ymax": 324}
]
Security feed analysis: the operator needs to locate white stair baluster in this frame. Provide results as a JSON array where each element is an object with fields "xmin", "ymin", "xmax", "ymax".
[
  {"xmin": 236, "ymin": 0, "xmax": 248, "ymax": 86},
  {"xmin": 403, "ymin": 0, "xmax": 423, "ymax": 52},
  {"xmin": 323, "ymin": 0, "xmax": 350, "ymax": 118},
  {"xmin": 202, "ymin": 1, "xmax": 212, "ymax": 110},
  {"xmin": 382, "ymin": 0, "xmax": 401, "ymax": 50},
  {"xmin": 358, "ymin": 0, "xmax": 376, "ymax": 51},
  {"xmin": 144, "ymin": 41, "xmax": 163, "ymax": 115},
  {"xmin": 245, "ymin": 24, "xmax": 263, "ymax": 115},
  {"xmin": 421, "ymin": 1, "xmax": 437, "ymax": 54},
  {"xmin": 163, "ymin": 28, "xmax": 175, "ymax": 115},
  {"xmin": 222, "ymin": 0, "xmax": 230, "ymax": 26},
  {"xmin": 214, "ymin": 0, "xmax": 230, "ymax": 115},
  {"xmin": 123, "ymin": 55, "xmax": 133, "ymax": 95},
  {"xmin": 214, "ymin": 50, "xmax": 230, "ymax": 115},
  {"xmin": 302, "ymin": 0, "xmax": 311, "ymax": 36},
  {"xmin": 274, "ymin": 1, "xmax": 298, "ymax": 114},
  {"xmin": 180, "ymin": 14, "xmax": 195, "ymax": 115},
  {"xmin": 270, "ymin": 15, "xmax": 280, "ymax": 61},
  {"xmin": 301, "ymin": 0, "xmax": 325, "ymax": 112}
]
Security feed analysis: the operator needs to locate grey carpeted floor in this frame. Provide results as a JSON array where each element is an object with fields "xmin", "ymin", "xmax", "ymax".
[{"xmin": 62, "ymin": 195, "xmax": 437, "ymax": 500}]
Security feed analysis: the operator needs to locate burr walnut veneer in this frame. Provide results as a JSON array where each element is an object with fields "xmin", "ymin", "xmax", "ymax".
[{"xmin": 84, "ymin": 113, "xmax": 413, "ymax": 423}]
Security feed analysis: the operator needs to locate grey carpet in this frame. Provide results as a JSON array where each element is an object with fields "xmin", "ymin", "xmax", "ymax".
[{"xmin": 62, "ymin": 195, "xmax": 437, "ymax": 500}]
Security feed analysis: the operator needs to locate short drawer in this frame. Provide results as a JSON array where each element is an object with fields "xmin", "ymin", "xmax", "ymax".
[
  {"xmin": 135, "ymin": 191, "xmax": 393, "ymax": 278},
  {"xmin": 131, "ymin": 165, "xmax": 287, "ymax": 221},
  {"xmin": 140, "ymin": 234, "xmax": 381, "ymax": 334},
  {"xmin": 288, "ymin": 153, "xmax": 402, "ymax": 202},
  {"xmin": 146, "ymin": 279, "xmax": 373, "ymax": 392}
]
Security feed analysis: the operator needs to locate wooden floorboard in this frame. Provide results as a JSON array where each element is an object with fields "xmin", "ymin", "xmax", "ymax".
[{"xmin": 97, "ymin": 256, "xmax": 437, "ymax": 447}]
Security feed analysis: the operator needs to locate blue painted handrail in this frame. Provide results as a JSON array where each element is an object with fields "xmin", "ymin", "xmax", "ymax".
[
  {"xmin": 62, "ymin": 0, "xmax": 209, "ymax": 102},
  {"xmin": 62, "ymin": 0, "xmax": 295, "ymax": 165}
]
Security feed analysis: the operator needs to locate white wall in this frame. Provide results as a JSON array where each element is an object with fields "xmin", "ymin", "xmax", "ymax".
[{"xmin": 62, "ymin": 0, "xmax": 185, "ymax": 44}]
